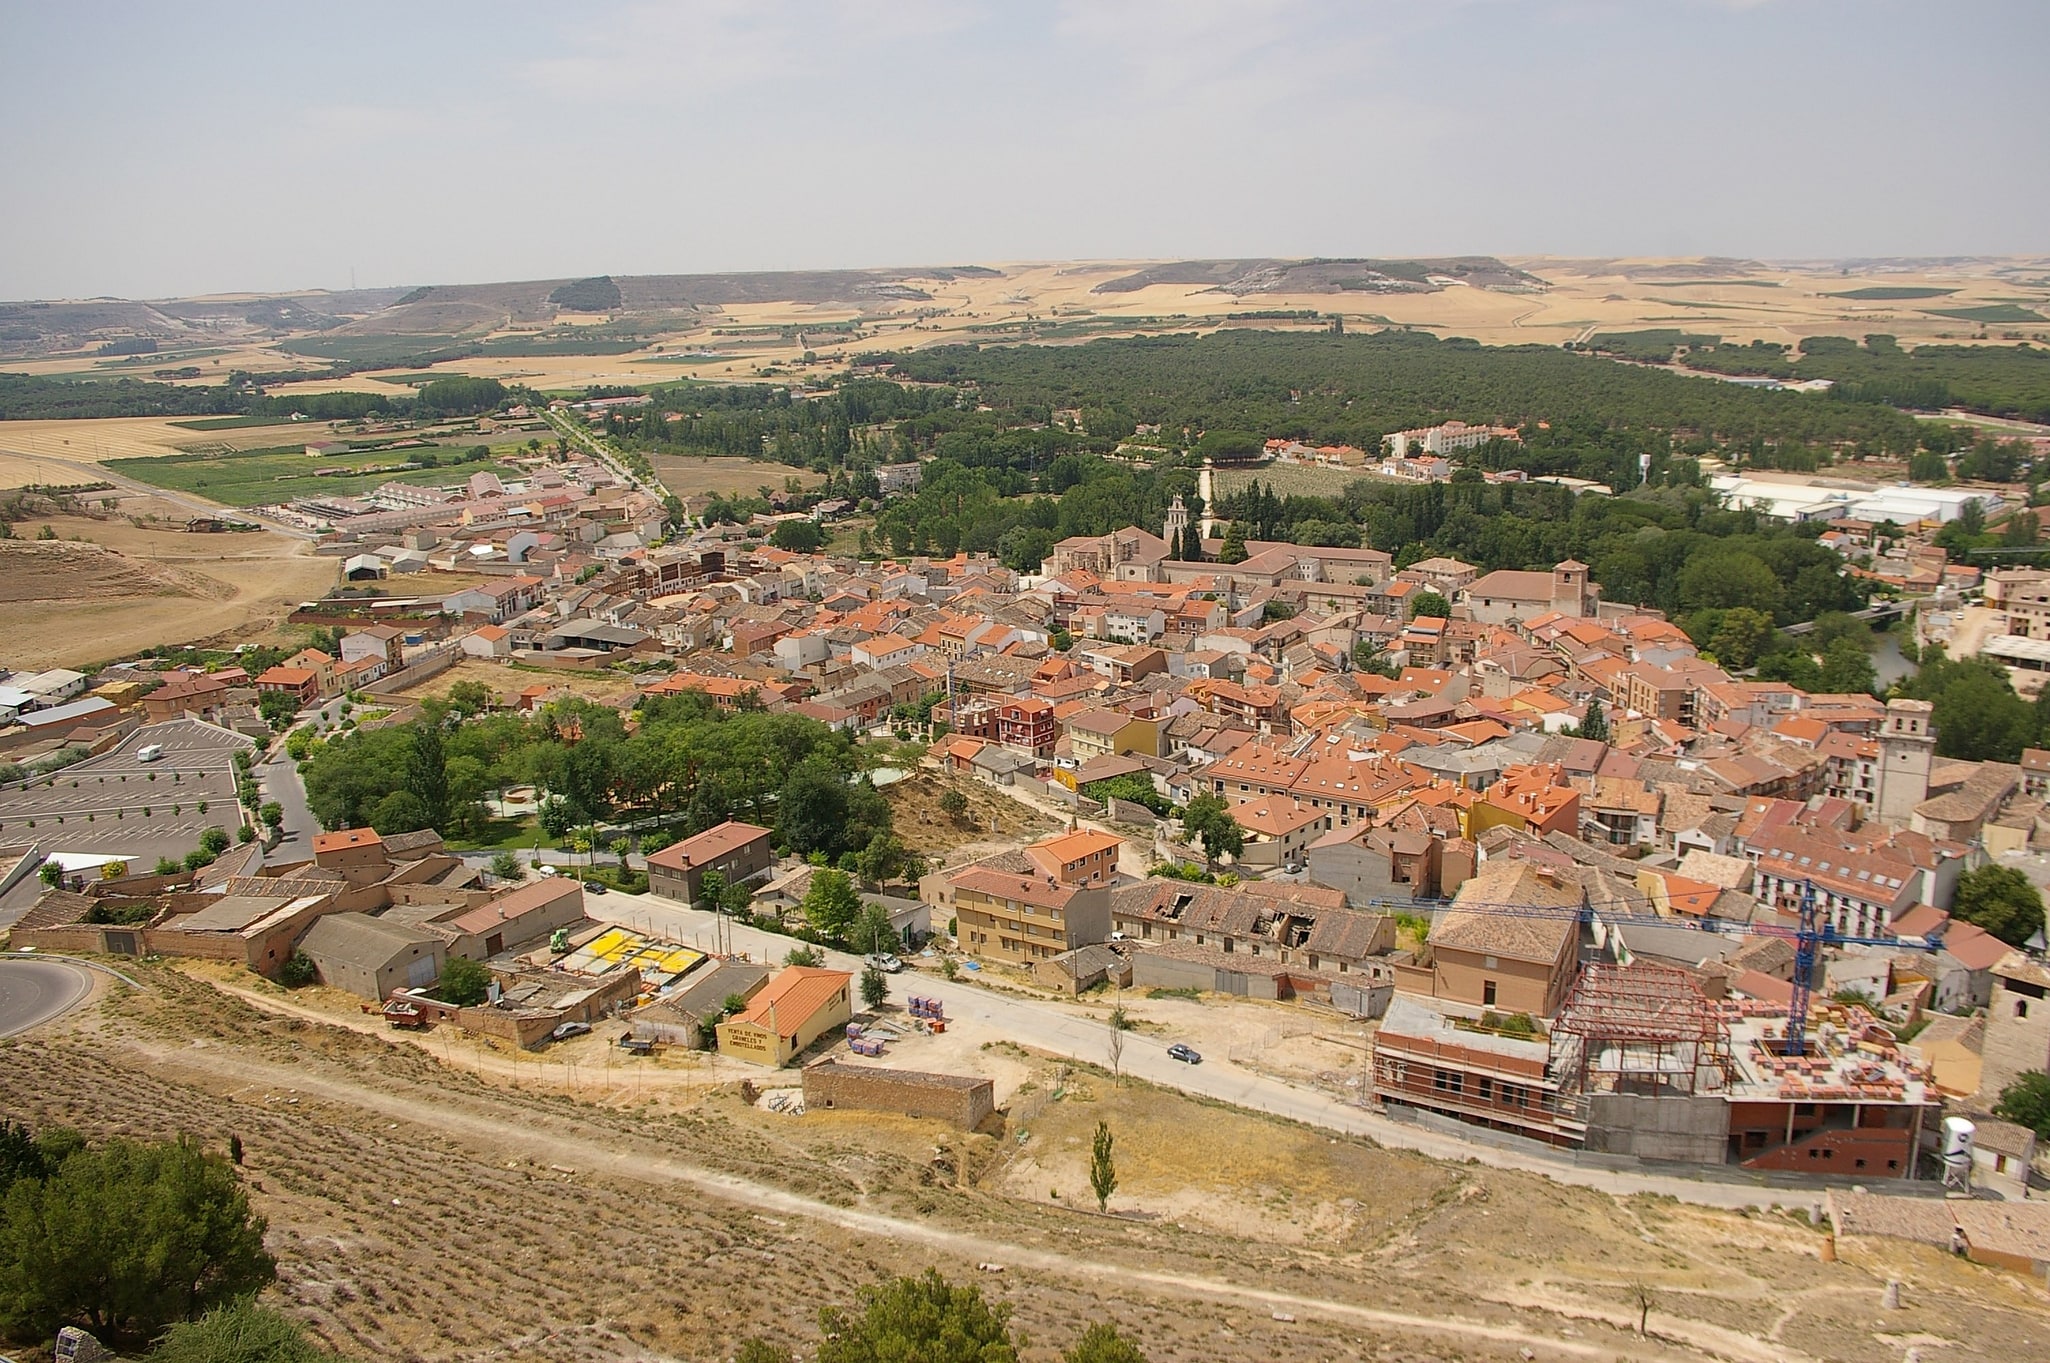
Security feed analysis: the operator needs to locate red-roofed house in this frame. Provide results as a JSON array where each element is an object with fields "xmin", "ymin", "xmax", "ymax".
[
  {"xmin": 715, "ymin": 966, "xmax": 852, "ymax": 1067},
  {"xmin": 646, "ymin": 820, "xmax": 775, "ymax": 906}
]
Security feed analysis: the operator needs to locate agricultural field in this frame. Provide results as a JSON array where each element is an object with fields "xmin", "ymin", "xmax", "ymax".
[
  {"xmin": 0, "ymin": 500, "xmax": 336, "ymax": 667},
  {"xmin": 1211, "ymin": 461, "xmax": 1365, "ymax": 500},
  {"xmin": 6, "ymin": 963, "xmax": 2049, "ymax": 1363},
  {"xmin": 104, "ymin": 445, "xmax": 518, "ymax": 508},
  {"xmin": 649, "ymin": 452, "xmax": 825, "ymax": 498}
]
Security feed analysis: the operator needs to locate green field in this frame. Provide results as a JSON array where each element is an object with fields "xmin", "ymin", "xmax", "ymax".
[
  {"xmin": 1826, "ymin": 286, "xmax": 1959, "ymax": 300},
  {"xmin": 279, "ymin": 334, "xmax": 466, "ymax": 362},
  {"xmin": 1924, "ymin": 304, "xmax": 2047, "ymax": 323},
  {"xmin": 167, "ymin": 415, "xmax": 308, "ymax": 431},
  {"xmin": 106, "ymin": 444, "xmax": 514, "ymax": 508}
]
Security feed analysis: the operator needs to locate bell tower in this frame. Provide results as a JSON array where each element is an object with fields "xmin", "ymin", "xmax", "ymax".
[
  {"xmin": 1163, "ymin": 495, "xmax": 1189, "ymax": 553},
  {"xmin": 1875, "ymin": 698, "xmax": 1936, "ymax": 826}
]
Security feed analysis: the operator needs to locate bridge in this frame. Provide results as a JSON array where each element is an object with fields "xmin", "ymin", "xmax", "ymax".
[{"xmin": 1781, "ymin": 596, "xmax": 1926, "ymax": 637}]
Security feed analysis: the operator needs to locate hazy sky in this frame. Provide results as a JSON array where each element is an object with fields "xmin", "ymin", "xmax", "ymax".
[{"xmin": 2, "ymin": 0, "xmax": 2045, "ymax": 300}]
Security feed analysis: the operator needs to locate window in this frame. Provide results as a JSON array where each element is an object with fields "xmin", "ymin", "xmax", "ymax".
[
  {"xmin": 1483, "ymin": 980, "xmax": 1498, "ymax": 1007},
  {"xmin": 1477, "ymin": 1077, "xmax": 1494, "ymax": 1102},
  {"xmin": 2020, "ymin": 1000, "xmax": 2031, "ymax": 1019}
]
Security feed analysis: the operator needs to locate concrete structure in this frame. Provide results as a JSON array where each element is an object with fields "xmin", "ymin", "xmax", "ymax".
[
  {"xmin": 801, "ymin": 1060, "xmax": 995, "ymax": 1129},
  {"xmin": 715, "ymin": 966, "xmax": 852, "ymax": 1067},
  {"xmin": 646, "ymin": 820, "xmax": 774, "ymax": 906},
  {"xmin": 1459, "ymin": 561, "xmax": 1597, "ymax": 626}
]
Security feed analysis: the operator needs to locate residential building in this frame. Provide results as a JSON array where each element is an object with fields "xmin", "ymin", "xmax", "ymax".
[{"xmin": 646, "ymin": 820, "xmax": 775, "ymax": 906}]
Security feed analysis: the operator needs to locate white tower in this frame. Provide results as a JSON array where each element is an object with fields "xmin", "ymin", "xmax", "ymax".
[{"xmin": 1163, "ymin": 495, "xmax": 1189, "ymax": 553}]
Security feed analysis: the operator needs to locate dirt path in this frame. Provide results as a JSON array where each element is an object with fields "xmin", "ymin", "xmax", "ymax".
[{"xmin": 129, "ymin": 1028, "xmax": 1725, "ymax": 1362}]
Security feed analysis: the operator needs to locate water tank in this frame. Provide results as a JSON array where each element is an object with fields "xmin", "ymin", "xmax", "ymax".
[{"xmin": 1941, "ymin": 1116, "xmax": 1975, "ymax": 1190}]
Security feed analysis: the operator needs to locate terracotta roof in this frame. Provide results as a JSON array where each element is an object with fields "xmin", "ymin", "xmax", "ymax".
[
  {"xmin": 734, "ymin": 966, "xmax": 851, "ymax": 1033},
  {"xmin": 646, "ymin": 820, "xmax": 773, "ymax": 871},
  {"xmin": 313, "ymin": 828, "xmax": 383, "ymax": 854}
]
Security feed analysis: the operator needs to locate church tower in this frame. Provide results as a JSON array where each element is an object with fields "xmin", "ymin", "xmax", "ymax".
[
  {"xmin": 1163, "ymin": 495, "xmax": 1189, "ymax": 554},
  {"xmin": 1875, "ymin": 698, "xmax": 1936, "ymax": 826}
]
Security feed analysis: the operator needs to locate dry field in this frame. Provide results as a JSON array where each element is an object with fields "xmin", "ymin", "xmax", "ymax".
[
  {"xmin": 0, "ymin": 503, "xmax": 335, "ymax": 667},
  {"xmin": 6, "ymin": 963, "xmax": 2049, "ymax": 1363},
  {"xmin": 394, "ymin": 657, "xmax": 646, "ymax": 708},
  {"xmin": 0, "ymin": 416, "xmax": 310, "ymax": 484},
  {"xmin": 649, "ymin": 453, "xmax": 826, "ymax": 499}
]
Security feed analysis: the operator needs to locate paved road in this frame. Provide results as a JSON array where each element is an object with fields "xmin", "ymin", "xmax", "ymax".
[
  {"xmin": 254, "ymin": 743, "xmax": 319, "ymax": 860},
  {"xmin": 580, "ymin": 890, "xmax": 1823, "ymax": 1211},
  {"xmin": 0, "ymin": 958, "xmax": 93, "ymax": 1037}
]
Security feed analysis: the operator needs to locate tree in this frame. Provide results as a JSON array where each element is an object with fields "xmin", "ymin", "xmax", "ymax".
[
  {"xmin": 1706, "ymin": 607, "xmax": 1778, "ymax": 670},
  {"xmin": 1994, "ymin": 1072, "xmax": 2050, "ymax": 1139},
  {"xmin": 1089, "ymin": 1120, "xmax": 1118, "ymax": 1214},
  {"xmin": 257, "ymin": 690, "xmax": 299, "ymax": 731},
  {"xmin": 1181, "ymin": 793, "xmax": 1243, "ymax": 863},
  {"xmin": 770, "ymin": 519, "xmax": 825, "ymax": 553},
  {"xmin": 860, "ymin": 965, "xmax": 888, "ymax": 1010},
  {"xmin": 800, "ymin": 868, "xmax": 863, "ymax": 941},
  {"xmin": 1577, "ymin": 698, "xmax": 1610, "ymax": 743},
  {"xmin": 199, "ymin": 826, "xmax": 231, "ymax": 857},
  {"xmin": 0, "ymin": 1133, "xmax": 275, "ymax": 1344},
  {"xmin": 778, "ymin": 755, "xmax": 853, "ymax": 857},
  {"xmin": 446, "ymin": 680, "xmax": 493, "ymax": 717},
  {"xmin": 1818, "ymin": 637, "xmax": 1879, "ymax": 695},
  {"xmin": 1064, "ymin": 1323, "xmax": 1148, "ymax": 1363},
  {"xmin": 260, "ymin": 801, "xmax": 284, "ymax": 832},
  {"xmin": 39, "ymin": 860, "xmax": 63, "ymax": 888},
  {"xmin": 1951, "ymin": 863, "xmax": 2046, "ymax": 947},
  {"xmin": 850, "ymin": 900, "xmax": 900, "ymax": 956},
  {"xmin": 490, "ymin": 851, "xmax": 524, "ymax": 881},
  {"xmin": 1217, "ymin": 523, "xmax": 1247, "ymax": 564},
  {"xmin": 279, "ymin": 950, "xmax": 316, "ymax": 987},
  {"xmin": 1107, "ymin": 1002, "xmax": 1130, "ymax": 1082},
  {"xmin": 407, "ymin": 717, "xmax": 450, "ymax": 830},
  {"xmin": 1408, "ymin": 589, "xmax": 1451, "ymax": 620},
  {"xmin": 784, "ymin": 945, "xmax": 825, "ymax": 968},
  {"xmin": 815, "ymin": 1269, "xmax": 1017, "ymax": 1363},
  {"xmin": 938, "ymin": 788, "xmax": 971, "ymax": 820},
  {"xmin": 437, "ymin": 955, "xmax": 492, "ymax": 1006},
  {"xmin": 368, "ymin": 789, "xmax": 431, "ymax": 836},
  {"xmin": 154, "ymin": 857, "xmax": 182, "ymax": 876},
  {"xmin": 854, "ymin": 831, "xmax": 913, "ymax": 889}
]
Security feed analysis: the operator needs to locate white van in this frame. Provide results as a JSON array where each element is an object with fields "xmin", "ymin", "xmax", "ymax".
[{"xmin": 136, "ymin": 744, "xmax": 164, "ymax": 763}]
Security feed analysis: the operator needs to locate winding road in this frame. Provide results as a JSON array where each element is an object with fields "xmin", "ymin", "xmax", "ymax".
[{"xmin": 0, "ymin": 957, "xmax": 94, "ymax": 1037}]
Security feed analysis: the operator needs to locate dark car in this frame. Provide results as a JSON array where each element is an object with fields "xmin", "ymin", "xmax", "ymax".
[
  {"xmin": 1166, "ymin": 1043, "xmax": 1202, "ymax": 1064},
  {"xmin": 582, "ymin": 880, "xmax": 608, "ymax": 895}
]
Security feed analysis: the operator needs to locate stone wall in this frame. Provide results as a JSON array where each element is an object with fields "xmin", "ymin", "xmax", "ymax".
[{"xmin": 802, "ymin": 1059, "xmax": 995, "ymax": 1130}]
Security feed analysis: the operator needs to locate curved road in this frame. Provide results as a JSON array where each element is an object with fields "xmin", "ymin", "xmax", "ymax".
[{"xmin": 0, "ymin": 958, "xmax": 94, "ymax": 1037}]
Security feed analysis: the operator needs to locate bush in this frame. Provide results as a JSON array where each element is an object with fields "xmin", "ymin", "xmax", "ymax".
[
  {"xmin": 437, "ymin": 956, "xmax": 492, "ymax": 1007},
  {"xmin": 149, "ymin": 1300, "xmax": 349, "ymax": 1363},
  {"xmin": 279, "ymin": 951, "xmax": 317, "ymax": 988},
  {"xmin": 784, "ymin": 945, "xmax": 824, "ymax": 968}
]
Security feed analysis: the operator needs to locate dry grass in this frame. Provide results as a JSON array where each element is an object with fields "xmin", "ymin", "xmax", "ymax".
[
  {"xmin": 648, "ymin": 453, "xmax": 825, "ymax": 499},
  {"xmin": 394, "ymin": 657, "xmax": 644, "ymax": 707},
  {"xmin": 5, "ymin": 965, "xmax": 2049, "ymax": 1363},
  {"xmin": 884, "ymin": 766, "xmax": 1061, "ymax": 860}
]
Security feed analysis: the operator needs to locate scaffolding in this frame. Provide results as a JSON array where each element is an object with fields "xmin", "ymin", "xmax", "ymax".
[{"xmin": 1551, "ymin": 962, "xmax": 1733, "ymax": 1101}]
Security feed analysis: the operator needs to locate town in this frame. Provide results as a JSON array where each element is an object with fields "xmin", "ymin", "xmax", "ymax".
[{"xmin": 10, "ymin": 363, "xmax": 2050, "ymax": 1314}]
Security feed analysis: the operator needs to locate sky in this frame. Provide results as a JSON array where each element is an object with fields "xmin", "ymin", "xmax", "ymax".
[{"xmin": 1, "ymin": 0, "xmax": 2045, "ymax": 300}]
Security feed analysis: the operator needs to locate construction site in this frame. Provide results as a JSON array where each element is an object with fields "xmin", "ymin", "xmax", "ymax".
[{"xmin": 1374, "ymin": 961, "xmax": 1936, "ymax": 1175}]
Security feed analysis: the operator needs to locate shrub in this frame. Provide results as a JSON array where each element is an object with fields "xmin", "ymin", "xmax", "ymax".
[{"xmin": 279, "ymin": 951, "xmax": 317, "ymax": 988}]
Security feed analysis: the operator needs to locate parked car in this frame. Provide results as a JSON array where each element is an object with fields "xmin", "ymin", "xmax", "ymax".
[
  {"xmin": 581, "ymin": 880, "xmax": 608, "ymax": 895},
  {"xmin": 550, "ymin": 1021, "xmax": 591, "ymax": 1041},
  {"xmin": 864, "ymin": 953, "xmax": 904, "ymax": 974},
  {"xmin": 1166, "ymin": 1043, "xmax": 1202, "ymax": 1064}
]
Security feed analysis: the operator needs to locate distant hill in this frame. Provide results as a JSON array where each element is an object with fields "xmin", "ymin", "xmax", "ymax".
[{"xmin": 1092, "ymin": 257, "xmax": 1543, "ymax": 295}]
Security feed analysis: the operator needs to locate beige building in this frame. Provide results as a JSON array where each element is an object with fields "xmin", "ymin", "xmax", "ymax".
[
  {"xmin": 1394, "ymin": 862, "xmax": 1582, "ymax": 1016},
  {"xmin": 939, "ymin": 827, "xmax": 1122, "ymax": 966},
  {"xmin": 716, "ymin": 966, "xmax": 853, "ymax": 1067}
]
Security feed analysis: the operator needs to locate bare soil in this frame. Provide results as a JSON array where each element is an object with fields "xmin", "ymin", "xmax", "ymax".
[{"xmin": 4, "ymin": 962, "xmax": 2047, "ymax": 1363}]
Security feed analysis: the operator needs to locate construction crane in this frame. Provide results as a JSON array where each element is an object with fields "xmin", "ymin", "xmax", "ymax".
[{"xmin": 1359, "ymin": 875, "xmax": 1945, "ymax": 1058}]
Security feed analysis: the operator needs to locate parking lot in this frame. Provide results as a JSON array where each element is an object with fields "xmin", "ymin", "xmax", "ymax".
[{"xmin": 0, "ymin": 718, "xmax": 255, "ymax": 865}]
